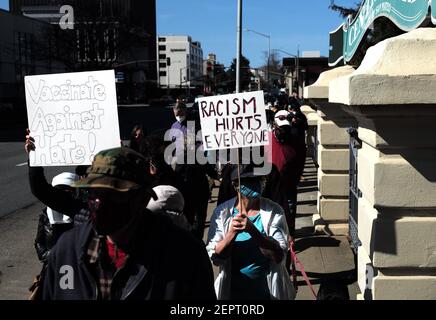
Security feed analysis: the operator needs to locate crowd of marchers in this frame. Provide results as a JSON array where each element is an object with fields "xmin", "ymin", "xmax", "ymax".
[{"xmin": 25, "ymin": 92, "xmax": 308, "ymax": 300}]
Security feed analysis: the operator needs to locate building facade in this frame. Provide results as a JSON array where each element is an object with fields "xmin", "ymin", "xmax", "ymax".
[
  {"xmin": 203, "ymin": 53, "xmax": 216, "ymax": 94},
  {"xmin": 157, "ymin": 35, "xmax": 203, "ymax": 89},
  {"xmin": 283, "ymin": 53, "xmax": 329, "ymax": 97},
  {"xmin": 9, "ymin": 0, "xmax": 157, "ymax": 103},
  {"xmin": 0, "ymin": 9, "xmax": 64, "ymax": 112}
]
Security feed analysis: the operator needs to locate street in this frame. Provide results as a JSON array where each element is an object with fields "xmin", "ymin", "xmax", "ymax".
[{"xmin": 0, "ymin": 142, "xmax": 68, "ymax": 299}]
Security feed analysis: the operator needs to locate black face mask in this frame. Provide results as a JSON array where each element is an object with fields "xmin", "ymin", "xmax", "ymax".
[
  {"xmin": 88, "ymin": 189, "xmax": 145, "ymax": 236},
  {"xmin": 273, "ymin": 126, "xmax": 291, "ymax": 144}
]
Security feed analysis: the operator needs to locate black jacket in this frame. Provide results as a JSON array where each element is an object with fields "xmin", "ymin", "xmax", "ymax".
[
  {"xmin": 29, "ymin": 165, "xmax": 89, "ymax": 225},
  {"xmin": 34, "ymin": 208, "xmax": 73, "ymax": 262},
  {"xmin": 42, "ymin": 212, "xmax": 216, "ymax": 300}
]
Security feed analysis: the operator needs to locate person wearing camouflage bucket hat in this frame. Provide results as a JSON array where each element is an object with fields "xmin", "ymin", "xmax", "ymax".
[
  {"xmin": 71, "ymin": 147, "xmax": 157, "ymax": 237},
  {"xmin": 40, "ymin": 146, "xmax": 216, "ymax": 301}
]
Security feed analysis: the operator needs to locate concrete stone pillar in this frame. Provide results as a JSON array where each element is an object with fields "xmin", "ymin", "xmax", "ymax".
[
  {"xmin": 330, "ymin": 28, "xmax": 436, "ymax": 300},
  {"xmin": 303, "ymin": 66, "xmax": 356, "ymax": 235}
]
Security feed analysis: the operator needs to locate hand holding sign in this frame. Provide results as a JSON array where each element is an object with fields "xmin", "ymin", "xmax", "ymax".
[
  {"xmin": 197, "ymin": 91, "xmax": 269, "ymax": 151},
  {"xmin": 25, "ymin": 128, "xmax": 35, "ymax": 155}
]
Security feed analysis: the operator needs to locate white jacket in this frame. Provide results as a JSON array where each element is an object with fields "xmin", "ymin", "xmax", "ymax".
[{"xmin": 206, "ymin": 197, "xmax": 296, "ymax": 300}]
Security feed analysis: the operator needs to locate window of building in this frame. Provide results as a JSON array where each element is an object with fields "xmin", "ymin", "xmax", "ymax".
[
  {"xmin": 159, "ymin": 62, "xmax": 166, "ymax": 68},
  {"xmin": 158, "ymin": 45, "xmax": 166, "ymax": 51},
  {"xmin": 159, "ymin": 71, "xmax": 167, "ymax": 76},
  {"xmin": 76, "ymin": 21, "xmax": 118, "ymax": 64},
  {"xmin": 14, "ymin": 31, "xmax": 35, "ymax": 80},
  {"xmin": 159, "ymin": 54, "xmax": 166, "ymax": 59},
  {"xmin": 158, "ymin": 37, "xmax": 166, "ymax": 42}
]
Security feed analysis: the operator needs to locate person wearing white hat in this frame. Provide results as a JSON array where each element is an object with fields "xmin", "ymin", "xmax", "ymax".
[
  {"xmin": 274, "ymin": 110, "xmax": 292, "ymax": 128},
  {"xmin": 34, "ymin": 172, "xmax": 79, "ymax": 263},
  {"xmin": 146, "ymin": 185, "xmax": 191, "ymax": 231},
  {"xmin": 263, "ymin": 110, "xmax": 299, "ymax": 237}
]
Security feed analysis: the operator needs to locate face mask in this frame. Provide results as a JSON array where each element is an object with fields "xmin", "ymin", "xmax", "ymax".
[
  {"xmin": 239, "ymin": 179, "xmax": 262, "ymax": 199},
  {"xmin": 88, "ymin": 190, "xmax": 137, "ymax": 236},
  {"xmin": 176, "ymin": 116, "xmax": 186, "ymax": 123},
  {"xmin": 274, "ymin": 126, "xmax": 291, "ymax": 144}
]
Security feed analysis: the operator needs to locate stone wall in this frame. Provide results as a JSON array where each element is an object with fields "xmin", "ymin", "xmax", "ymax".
[
  {"xmin": 304, "ymin": 66, "xmax": 356, "ymax": 235},
  {"xmin": 329, "ymin": 28, "xmax": 436, "ymax": 300}
]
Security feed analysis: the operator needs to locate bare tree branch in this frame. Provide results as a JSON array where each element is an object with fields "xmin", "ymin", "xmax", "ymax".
[{"xmin": 329, "ymin": 0, "xmax": 363, "ymax": 19}]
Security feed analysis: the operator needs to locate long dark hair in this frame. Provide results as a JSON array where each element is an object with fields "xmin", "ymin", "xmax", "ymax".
[{"xmin": 129, "ymin": 124, "xmax": 146, "ymax": 155}]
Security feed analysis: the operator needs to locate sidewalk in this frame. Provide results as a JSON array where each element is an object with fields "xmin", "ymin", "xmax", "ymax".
[
  {"xmin": 204, "ymin": 157, "xmax": 360, "ymax": 300},
  {"xmin": 293, "ymin": 157, "xmax": 359, "ymax": 300}
]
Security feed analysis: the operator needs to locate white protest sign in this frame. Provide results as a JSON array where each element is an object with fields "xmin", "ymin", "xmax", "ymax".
[
  {"xmin": 25, "ymin": 70, "xmax": 120, "ymax": 167},
  {"xmin": 197, "ymin": 91, "xmax": 269, "ymax": 151}
]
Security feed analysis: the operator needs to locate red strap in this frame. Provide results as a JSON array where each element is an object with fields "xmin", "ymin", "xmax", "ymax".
[{"xmin": 290, "ymin": 241, "xmax": 317, "ymax": 299}]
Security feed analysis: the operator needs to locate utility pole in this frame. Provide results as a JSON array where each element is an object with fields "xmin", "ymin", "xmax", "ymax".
[
  {"xmin": 236, "ymin": 0, "xmax": 242, "ymax": 93},
  {"xmin": 296, "ymin": 45, "xmax": 300, "ymax": 96},
  {"xmin": 268, "ymin": 36, "xmax": 271, "ymax": 90}
]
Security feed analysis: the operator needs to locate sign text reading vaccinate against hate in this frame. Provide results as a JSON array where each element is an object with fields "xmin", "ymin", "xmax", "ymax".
[
  {"xmin": 197, "ymin": 91, "xmax": 269, "ymax": 151},
  {"xmin": 25, "ymin": 70, "xmax": 121, "ymax": 167}
]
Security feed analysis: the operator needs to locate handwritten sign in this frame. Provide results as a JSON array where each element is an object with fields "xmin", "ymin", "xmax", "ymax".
[
  {"xmin": 197, "ymin": 91, "xmax": 269, "ymax": 151},
  {"xmin": 25, "ymin": 70, "xmax": 120, "ymax": 167}
]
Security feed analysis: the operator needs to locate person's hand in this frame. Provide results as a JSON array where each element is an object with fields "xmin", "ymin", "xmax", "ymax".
[
  {"xmin": 232, "ymin": 213, "xmax": 254, "ymax": 234},
  {"xmin": 25, "ymin": 128, "xmax": 35, "ymax": 155}
]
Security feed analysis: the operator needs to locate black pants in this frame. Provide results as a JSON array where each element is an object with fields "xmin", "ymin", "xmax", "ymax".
[{"xmin": 191, "ymin": 194, "xmax": 209, "ymax": 240}]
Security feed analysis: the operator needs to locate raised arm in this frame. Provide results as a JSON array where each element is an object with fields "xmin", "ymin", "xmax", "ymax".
[{"xmin": 26, "ymin": 130, "xmax": 85, "ymax": 218}]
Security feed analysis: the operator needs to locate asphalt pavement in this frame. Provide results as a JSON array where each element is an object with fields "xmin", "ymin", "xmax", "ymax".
[{"xmin": 0, "ymin": 142, "xmax": 71, "ymax": 299}]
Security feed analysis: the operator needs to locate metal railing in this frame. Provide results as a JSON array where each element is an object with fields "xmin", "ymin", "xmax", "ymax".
[{"xmin": 347, "ymin": 127, "xmax": 362, "ymax": 252}]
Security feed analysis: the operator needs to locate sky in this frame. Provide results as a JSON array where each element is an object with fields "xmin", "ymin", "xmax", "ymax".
[
  {"xmin": 157, "ymin": 0, "xmax": 354, "ymax": 67},
  {"xmin": 0, "ymin": 0, "xmax": 355, "ymax": 67}
]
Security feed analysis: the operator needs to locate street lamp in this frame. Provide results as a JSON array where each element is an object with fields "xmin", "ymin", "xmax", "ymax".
[
  {"xmin": 272, "ymin": 48, "xmax": 300, "ymax": 96},
  {"xmin": 245, "ymin": 28, "xmax": 270, "ymax": 89}
]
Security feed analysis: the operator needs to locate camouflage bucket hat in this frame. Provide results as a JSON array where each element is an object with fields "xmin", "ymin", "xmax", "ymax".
[{"xmin": 73, "ymin": 147, "xmax": 151, "ymax": 192}]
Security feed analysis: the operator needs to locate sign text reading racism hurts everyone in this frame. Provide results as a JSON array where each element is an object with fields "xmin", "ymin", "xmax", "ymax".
[
  {"xmin": 197, "ymin": 91, "xmax": 269, "ymax": 151},
  {"xmin": 25, "ymin": 70, "xmax": 121, "ymax": 167}
]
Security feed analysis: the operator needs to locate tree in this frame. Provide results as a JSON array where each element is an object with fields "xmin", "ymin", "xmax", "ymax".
[
  {"xmin": 212, "ymin": 64, "xmax": 229, "ymax": 93},
  {"xmin": 226, "ymin": 55, "xmax": 254, "ymax": 92},
  {"xmin": 260, "ymin": 51, "xmax": 283, "ymax": 89},
  {"xmin": 329, "ymin": 0, "xmax": 362, "ymax": 19}
]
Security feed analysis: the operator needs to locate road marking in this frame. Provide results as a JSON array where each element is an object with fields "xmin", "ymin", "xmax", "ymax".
[{"xmin": 16, "ymin": 162, "xmax": 27, "ymax": 167}]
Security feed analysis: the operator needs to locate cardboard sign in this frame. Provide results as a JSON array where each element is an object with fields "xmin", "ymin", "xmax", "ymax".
[
  {"xmin": 25, "ymin": 70, "xmax": 120, "ymax": 167},
  {"xmin": 197, "ymin": 91, "xmax": 269, "ymax": 151}
]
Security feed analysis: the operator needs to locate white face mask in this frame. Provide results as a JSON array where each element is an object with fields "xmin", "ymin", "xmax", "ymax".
[{"xmin": 176, "ymin": 116, "xmax": 186, "ymax": 123}]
